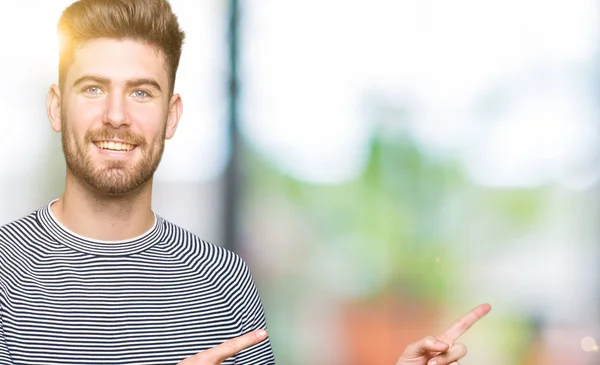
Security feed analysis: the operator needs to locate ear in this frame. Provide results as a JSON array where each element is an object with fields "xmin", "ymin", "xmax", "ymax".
[
  {"xmin": 165, "ymin": 93, "xmax": 183, "ymax": 140},
  {"xmin": 47, "ymin": 85, "xmax": 62, "ymax": 132}
]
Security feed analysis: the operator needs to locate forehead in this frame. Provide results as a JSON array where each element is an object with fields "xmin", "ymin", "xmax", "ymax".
[{"xmin": 65, "ymin": 38, "xmax": 169, "ymax": 87}]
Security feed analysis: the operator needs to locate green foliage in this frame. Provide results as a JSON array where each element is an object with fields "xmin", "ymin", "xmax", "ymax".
[{"xmin": 243, "ymin": 121, "xmax": 547, "ymax": 303}]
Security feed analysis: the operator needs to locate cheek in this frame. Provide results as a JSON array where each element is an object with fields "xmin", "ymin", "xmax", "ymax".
[
  {"xmin": 131, "ymin": 107, "xmax": 168, "ymax": 141},
  {"xmin": 64, "ymin": 99, "xmax": 104, "ymax": 133}
]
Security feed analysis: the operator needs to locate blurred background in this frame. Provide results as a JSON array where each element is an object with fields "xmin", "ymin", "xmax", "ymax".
[{"xmin": 2, "ymin": 0, "xmax": 600, "ymax": 364}]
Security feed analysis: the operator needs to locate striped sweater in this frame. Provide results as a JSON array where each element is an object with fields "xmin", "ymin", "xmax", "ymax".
[{"xmin": 0, "ymin": 201, "xmax": 275, "ymax": 365}]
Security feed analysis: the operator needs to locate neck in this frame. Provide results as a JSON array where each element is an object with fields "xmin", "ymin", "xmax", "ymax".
[{"xmin": 51, "ymin": 171, "xmax": 156, "ymax": 241}]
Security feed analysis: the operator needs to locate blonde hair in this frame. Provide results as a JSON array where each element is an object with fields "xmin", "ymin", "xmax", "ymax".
[{"xmin": 57, "ymin": 0, "xmax": 185, "ymax": 94}]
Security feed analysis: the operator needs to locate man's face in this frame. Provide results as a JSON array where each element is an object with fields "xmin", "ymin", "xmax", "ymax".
[{"xmin": 50, "ymin": 38, "xmax": 181, "ymax": 196}]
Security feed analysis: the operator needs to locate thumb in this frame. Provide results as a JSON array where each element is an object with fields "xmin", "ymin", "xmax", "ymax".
[{"xmin": 402, "ymin": 336, "xmax": 449, "ymax": 358}]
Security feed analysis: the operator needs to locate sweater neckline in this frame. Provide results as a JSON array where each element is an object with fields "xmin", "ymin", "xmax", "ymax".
[{"xmin": 38, "ymin": 199, "xmax": 164, "ymax": 256}]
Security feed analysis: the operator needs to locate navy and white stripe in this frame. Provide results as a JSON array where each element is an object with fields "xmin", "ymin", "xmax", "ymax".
[{"xmin": 0, "ymin": 201, "xmax": 275, "ymax": 365}]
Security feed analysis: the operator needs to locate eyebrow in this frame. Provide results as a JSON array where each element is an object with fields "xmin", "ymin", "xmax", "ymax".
[
  {"xmin": 72, "ymin": 75, "xmax": 109, "ymax": 88},
  {"xmin": 126, "ymin": 78, "xmax": 162, "ymax": 92},
  {"xmin": 72, "ymin": 75, "xmax": 163, "ymax": 92}
]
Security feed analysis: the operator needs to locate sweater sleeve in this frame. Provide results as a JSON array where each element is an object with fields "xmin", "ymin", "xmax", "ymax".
[
  {"xmin": 229, "ymin": 255, "xmax": 276, "ymax": 365},
  {"xmin": 0, "ymin": 292, "xmax": 14, "ymax": 364}
]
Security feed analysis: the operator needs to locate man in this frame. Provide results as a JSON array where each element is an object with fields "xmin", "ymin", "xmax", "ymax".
[{"xmin": 0, "ymin": 0, "xmax": 490, "ymax": 364}]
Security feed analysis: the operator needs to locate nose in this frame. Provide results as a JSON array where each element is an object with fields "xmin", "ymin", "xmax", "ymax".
[{"xmin": 103, "ymin": 92, "xmax": 129, "ymax": 128}]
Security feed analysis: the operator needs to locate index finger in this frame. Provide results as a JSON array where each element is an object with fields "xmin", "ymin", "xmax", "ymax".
[
  {"xmin": 198, "ymin": 329, "xmax": 267, "ymax": 363},
  {"xmin": 438, "ymin": 303, "xmax": 491, "ymax": 345}
]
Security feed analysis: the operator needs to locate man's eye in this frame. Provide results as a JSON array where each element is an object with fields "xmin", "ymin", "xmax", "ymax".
[
  {"xmin": 86, "ymin": 86, "xmax": 101, "ymax": 95},
  {"xmin": 132, "ymin": 90, "xmax": 149, "ymax": 99}
]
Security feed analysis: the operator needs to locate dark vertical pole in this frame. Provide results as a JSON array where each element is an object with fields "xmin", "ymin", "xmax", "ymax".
[{"xmin": 223, "ymin": 0, "xmax": 241, "ymax": 252}]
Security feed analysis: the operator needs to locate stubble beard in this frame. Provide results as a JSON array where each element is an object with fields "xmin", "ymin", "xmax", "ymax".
[{"xmin": 61, "ymin": 115, "xmax": 166, "ymax": 197}]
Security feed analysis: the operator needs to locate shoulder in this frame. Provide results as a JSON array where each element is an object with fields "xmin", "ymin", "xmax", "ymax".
[
  {"xmin": 0, "ymin": 209, "xmax": 43, "ymax": 247},
  {"xmin": 158, "ymin": 217, "xmax": 249, "ymax": 275},
  {"xmin": 0, "ymin": 208, "xmax": 45, "ymax": 276}
]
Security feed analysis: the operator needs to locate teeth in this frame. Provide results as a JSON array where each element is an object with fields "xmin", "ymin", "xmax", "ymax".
[{"xmin": 95, "ymin": 141, "xmax": 136, "ymax": 152}]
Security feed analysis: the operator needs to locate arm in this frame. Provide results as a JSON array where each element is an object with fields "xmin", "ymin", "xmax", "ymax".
[
  {"xmin": 175, "ymin": 253, "xmax": 275, "ymax": 365},
  {"xmin": 230, "ymin": 258, "xmax": 275, "ymax": 365},
  {"xmin": 0, "ymin": 289, "xmax": 14, "ymax": 365},
  {"xmin": 0, "ymin": 245, "xmax": 13, "ymax": 365}
]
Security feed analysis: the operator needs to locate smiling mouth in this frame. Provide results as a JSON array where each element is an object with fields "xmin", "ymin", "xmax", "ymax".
[{"xmin": 94, "ymin": 141, "xmax": 137, "ymax": 152}]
